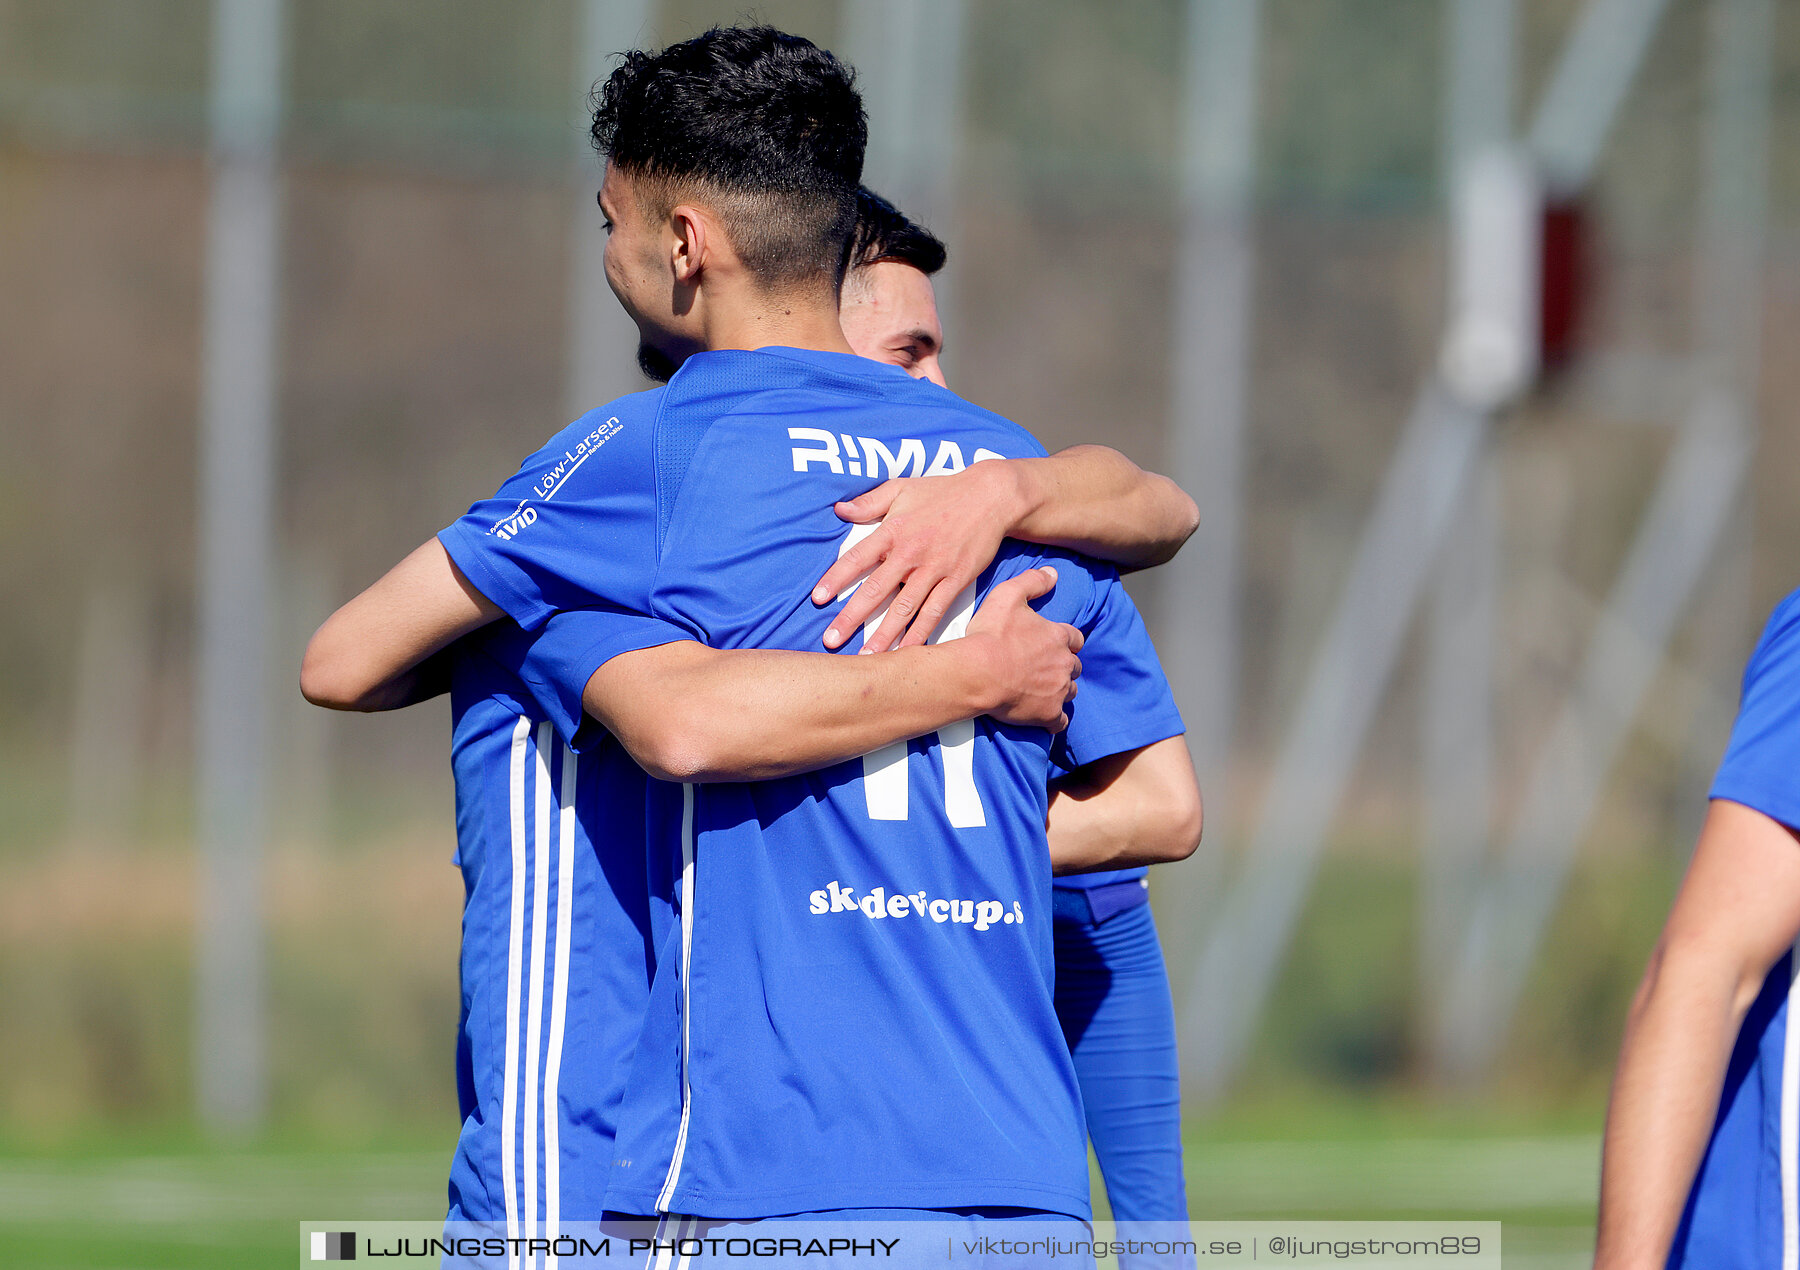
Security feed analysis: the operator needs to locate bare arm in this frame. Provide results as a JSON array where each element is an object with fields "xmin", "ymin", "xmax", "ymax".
[
  {"xmin": 301, "ymin": 540, "xmax": 1084, "ymax": 785},
  {"xmin": 1045, "ymin": 735, "xmax": 1203, "ymax": 875},
  {"xmin": 813, "ymin": 446, "xmax": 1199, "ymax": 653},
  {"xmin": 1008, "ymin": 446, "xmax": 1199, "ymax": 569},
  {"xmin": 300, "ymin": 538, "xmax": 501, "ymax": 711},
  {"xmin": 1594, "ymin": 800, "xmax": 1800, "ymax": 1270},
  {"xmin": 583, "ymin": 568, "xmax": 1084, "ymax": 783}
]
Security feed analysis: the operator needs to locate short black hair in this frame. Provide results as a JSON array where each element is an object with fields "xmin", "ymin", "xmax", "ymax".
[
  {"xmin": 847, "ymin": 186, "xmax": 947, "ymax": 277},
  {"xmin": 591, "ymin": 26, "xmax": 866, "ymax": 291}
]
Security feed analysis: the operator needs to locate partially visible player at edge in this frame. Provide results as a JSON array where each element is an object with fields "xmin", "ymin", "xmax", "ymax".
[
  {"xmin": 1595, "ymin": 586, "xmax": 1800, "ymax": 1268},
  {"xmin": 833, "ymin": 186, "xmax": 1191, "ymax": 1233},
  {"xmin": 300, "ymin": 24, "xmax": 1200, "ymax": 1237}
]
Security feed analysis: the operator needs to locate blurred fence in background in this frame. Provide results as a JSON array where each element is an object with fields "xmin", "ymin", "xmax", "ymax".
[{"xmin": 3, "ymin": 0, "xmax": 1800, "ymax": 1149}]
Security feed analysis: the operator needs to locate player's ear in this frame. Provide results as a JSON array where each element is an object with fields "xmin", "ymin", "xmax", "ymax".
[{"xmin": 668, "ymin": 204, "xmax": 707, "ymax": 284}]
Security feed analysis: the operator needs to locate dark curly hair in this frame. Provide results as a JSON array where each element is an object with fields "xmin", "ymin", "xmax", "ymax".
[
  {"xmin": 591, "ymin": 26, "xmax": 867, "ymax": 291},
  {"xmin": 847, "ymin": 186, "xmax": 947, "ymax": 278}
]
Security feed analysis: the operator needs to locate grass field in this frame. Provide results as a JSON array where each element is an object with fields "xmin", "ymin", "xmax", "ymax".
[
  {"xmin": 0, "ymin": 1100, "xmax": 1601, "ymax": 1268},
  {"xmin": 2, "ymin": 1090, "xmax": 1609, "ymax": 1267},
  {"xmin": 0, "ymin": 828, "xmax": 1667, "ymax": 1267}
]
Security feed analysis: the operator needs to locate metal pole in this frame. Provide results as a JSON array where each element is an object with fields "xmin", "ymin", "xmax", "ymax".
[
  {"xmin": 1159, "ymin": 0, "xmax": 1261, "ymax": 1081},
  {"xmin": 1420, "ymin": 0, "xmax": 1513, "ymax": 1022},
  {"xmin": 1421, "ymin": 461, "xmax": 1499, "ymax": 1007},
  {"xmin": 839, "ymin": 0, "xmax": 968, "ymax": 346},
  {"xmin": 195, "ymin": 0, "xmax": 285, "ymax": 1135},
  {"xmin": 566, "ymin": 0, "xmax": 655, "ymax": 419},
  {"xmin": 1184, "ymin": 383, "xmax": 1487, "ymax": 1101},
  {"xmin": 1181, "ymin": 0, "xmax": 1672, "ymax": 1099},
  {"xmin": 1432, "ymin": 0, "xmax": 1771, "ymax": 1081},
  {"xmin": 1528, "ymin": 0, "xmax": 1676, "ymax": 193},
  {"xmin": 1166, "ymin": 0, "xmax": 1261, "ymax": 848}
]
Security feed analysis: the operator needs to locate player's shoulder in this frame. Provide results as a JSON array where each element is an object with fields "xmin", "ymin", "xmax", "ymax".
[
  {"xmin": 1755, "ymin": 588, "xmax": 1800, "ymax": 653},
  {"xmin": 1745, "ymin": 588, "xmax": 1800, "ymax": 684},
  {"xmin": 541, "ymin": 386, "xmax": 668, "ymax": 459},
  {"xmin": 872, "ymin": 370, "xmax": 1049, "ymax": 460},
  {"xmin": 1711, "ymin": 588, "xmax": 1800, "ymax": 843},
  {"xmin": 982, "ymin": 544, "xmax": 1119, "ymax": 626},
  {"xmin": 571, "ymin": 383, "xmax": 668, "ymax": 420},
  {"xmin": 485, "ymin": 386, "xmax": 670, "ymax": 508},
  {"xmin": 924, "ymin": 390, "xmax": 1050, "ymax": 460},
  {"xmin": 674, "ymin": 347, "xmax": 1049, "ymax": 459}
]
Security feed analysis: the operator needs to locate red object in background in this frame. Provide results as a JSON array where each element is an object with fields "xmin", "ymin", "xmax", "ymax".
[{"xmin": 1539, "ymin": 197, "xmax": 1589, "ymax": 371}]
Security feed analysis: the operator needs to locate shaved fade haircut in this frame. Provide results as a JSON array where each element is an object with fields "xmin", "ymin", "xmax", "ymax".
[{"xmin": 591, "ymin": 26, "xmax": 866, "ymax": 292}]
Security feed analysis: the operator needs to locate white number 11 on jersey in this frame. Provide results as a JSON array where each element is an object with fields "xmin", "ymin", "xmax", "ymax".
[{"xmin": 835, "ymin": 522, "xmax": 987, "ymax": 828}]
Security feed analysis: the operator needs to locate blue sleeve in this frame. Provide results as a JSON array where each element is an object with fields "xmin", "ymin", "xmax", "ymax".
[
  {"xmin": 437, "ymin": 396, "xmax": 665, "ymax": 632},
  {"xmin": 1051, "ymin": 569, "xmax": 1186, "ymax": 773},
  {"xmin": 514, "ymin": 607, "xmax": 696, "ymax": 752},
  {"xmin": 1711, "ymin": 590, "xmax": 1800, "ymax": 833}
]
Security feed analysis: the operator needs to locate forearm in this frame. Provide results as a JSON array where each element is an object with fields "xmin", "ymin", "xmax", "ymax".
[
  {"xmin": 301, "ymin": 538, "xmax": 500, "ymax": 711},
  {"xmin": 1596, "ymin": 949, "xmax": 1758, "ymax": 1267},
  {"xmin": 1594, "ymin": 800, "xmax": 1800, "ymax": 1267},
  {"xmin": 1006, "ymin": 445, "xmax": 1198, "ymax": 570},
  {"xmin": 344, "ymin": 648, "xmax": 456, "ymax": 711},
  {"xmin": 1045, "ymin": 737, "xmax": 1203, "ymax": 874},
  {"xmin": 1594, "ymin": 946, "xmax": 1755, "ymax": 1269},
  {"xmin": 590, "ymin": 640, "xmax": 1002, "ymax": 784},
  {"xmin": 1047, "ymin": 786, "xmax": 1137, "ymax": 875},
  {"xmin": 1046, "ymin": 785, "xmax": 1174, "ymax": 874}
]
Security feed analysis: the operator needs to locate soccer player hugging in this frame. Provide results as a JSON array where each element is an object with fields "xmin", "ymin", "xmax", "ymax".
[{"xmin": 301, "ymin": 23, "xmax": 1202, "ymax": 1251}]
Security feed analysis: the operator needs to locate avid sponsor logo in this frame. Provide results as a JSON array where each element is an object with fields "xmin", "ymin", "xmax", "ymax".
[
  {"xmin": 808, "ymin": 880, "xmax": 1025, "ymax": 931},
  {"xmin": 488, "ymin": 502, "xmax": 537, "ymax": 540},
  {"xmin": 788, "ymin": 429, "xmax": 1007, "ymax": 478}
]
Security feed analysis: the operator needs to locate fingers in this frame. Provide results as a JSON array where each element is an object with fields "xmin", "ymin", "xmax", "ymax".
[
  {"xmin": 863, "ymin": 570, "xmax": 941, "ymax": 654},
  {"xmin": 1042, "ymin": 664, "xmax": 1079, "ymax": 733},
  {"xmin": 825, "ymin": 558, "xmax": 904, "ymax": 649},
  {"xmin": 1063, "ymin": 624, "xmax": 1085, "ymax": 655},
  {"xmin": 894, "ymin": 576, "xmax": 973, "ymax": 651},
  {"xmin": 1017, "ymin": 565, "xmax": 1057, "ymax": 599},
  {"xmin": 834, "ymin": 480, "xmax": 902, "ymax": 526},
  {"xmin": 986, "ymin": 565, "xmax": 1057, "ymax": 610},
  {"xmin": 837, "ymin": 559, "xmax": 1062, "ymax": 652},
  {"xmin": 813, "ymin": 524, "xmax": 892, "ymax": 608}
]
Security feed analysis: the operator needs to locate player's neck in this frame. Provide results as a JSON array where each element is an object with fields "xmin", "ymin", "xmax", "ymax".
[{"xmin": 699, "ymin": 283, "xmax": 857, "ymax": 359}]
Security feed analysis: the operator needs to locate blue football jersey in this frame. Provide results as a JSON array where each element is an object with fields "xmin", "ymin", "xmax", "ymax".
[
  {"xmin": 440, "ymin": 346, "xmax": 1184, "ymax": 1219},
  {"xmin": 445, "ymin": 608, "xmax": 682, "ymax": 1233},
  {"xmin": 1049, "ymin": 584, "xmax": 1167, "ymax": 896},
  {"xmin": 1672, "ymin": 588, "xmax": 1800, "ymax": 1268}
]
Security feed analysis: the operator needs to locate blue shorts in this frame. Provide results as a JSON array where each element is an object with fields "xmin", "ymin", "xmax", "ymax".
[{"xmin": 1053, "ymin": 891, "xmax": 1189, "ymax": 1225}]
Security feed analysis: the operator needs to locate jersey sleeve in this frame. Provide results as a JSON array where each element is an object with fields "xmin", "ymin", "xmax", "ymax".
[
  {"xmin": 514, "ymin": 606, "xmax": 696, "ymax": 752},
  {"xmin": 1050, "ymin": 567, "xmax": 1186, "ymax": 773},
  {"xmin": 437, "ymin": 397, "xmax": 665, "ymax": 632},
  {"xmin": 1710, "ymin": 590, "xmax": 1800, "ymax": 833}
]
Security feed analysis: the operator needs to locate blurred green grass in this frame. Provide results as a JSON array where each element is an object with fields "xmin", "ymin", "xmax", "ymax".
[
  {"xmin": 0, "ymin": 1112, "xmax": 1598, "ymax": 1269},
  {"xmin": 0, "ymin": 837, "xmax": 1674, "ymax": 1266}
]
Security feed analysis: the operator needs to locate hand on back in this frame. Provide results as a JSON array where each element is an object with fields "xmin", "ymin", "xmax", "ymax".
[
  {"xmin": 812, "ymin": 463, "xmax": 1019, "ymax": 653},
  {"xmin": 961, "ymin": 567, "xmax": 1083, "ymax": 733}
]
